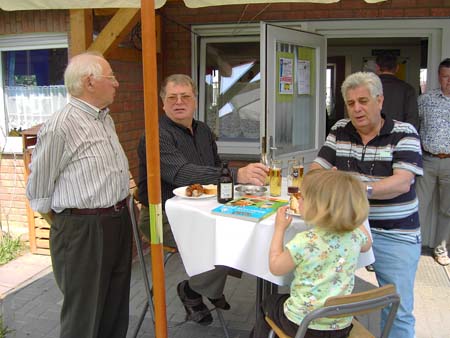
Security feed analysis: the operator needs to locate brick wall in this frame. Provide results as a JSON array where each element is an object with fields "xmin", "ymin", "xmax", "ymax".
[
  {"xmin": 109, "ymin": 60, "xmax": 145, "ymax": 180},
  {"xmin": 0, "ymin": 154, "xmax": 27, "ymax": 233},
  {"xmin": 157, "ymin": 0, "xmax": 450, "ymax": 78}
]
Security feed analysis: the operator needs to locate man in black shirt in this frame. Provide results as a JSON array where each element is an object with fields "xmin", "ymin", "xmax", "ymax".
[
  {"xmin": 138, "ymin": 74, "xmax": 268, "ymax": 325},
  {"xmin": 376, "ymin": 52, "xmax": 419, "ymax": 130}
]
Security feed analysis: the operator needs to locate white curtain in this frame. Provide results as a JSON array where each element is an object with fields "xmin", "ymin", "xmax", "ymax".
[{"xmin": 4, "ymin": 85, "xmax": 68, "ymax": 131}]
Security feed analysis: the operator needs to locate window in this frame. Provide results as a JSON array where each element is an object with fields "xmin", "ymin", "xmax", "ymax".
[
  {"xmin": 198, "ymin": 36, "xmax": 261, "ymax": 157},
  {"xmin": 3, "ymin": 49, "xmax": 68, "ymax": 133},
  {"xmin": 0, "ymin": 33, "xmax": 68, "ymax": 153}
]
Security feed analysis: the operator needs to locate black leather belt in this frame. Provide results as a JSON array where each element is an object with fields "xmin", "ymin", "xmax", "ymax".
[
  {"xmin": 66, "ymin": 199, "xmax": 127, "ymax": 215},
  {"xmin": 424, "ymin": 150, "xmax": 450, "ymax": 159}
]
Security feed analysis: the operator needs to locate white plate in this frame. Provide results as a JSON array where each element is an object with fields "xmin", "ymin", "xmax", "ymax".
[
  {"xmin": 235, "ymin": 185, "xmax": 267, "ymax": 196},
  {"xmin": 173, "ymin": 186, "xmax": 217, "ymax": 199},
  {"xmin": 286, "ymin": 209, "xmax": 303, "ymax": 218}
]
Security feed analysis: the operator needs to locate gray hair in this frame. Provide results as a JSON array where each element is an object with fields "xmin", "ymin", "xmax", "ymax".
[
  {"xmin": 341, "ymin": 71, "xmax": 383, "ymax": 103},
  {"xmin": 64, "ymin": 51, "xmax": 105, "ymax": 96},
  {"xmin": 160, "ymin": 74, "xmax": 198, "ymax": 100}
]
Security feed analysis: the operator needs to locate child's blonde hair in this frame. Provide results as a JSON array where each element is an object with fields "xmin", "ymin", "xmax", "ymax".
[{"xmin": 302, "ymin": 169, "xmax": 369, "ymax": 232}]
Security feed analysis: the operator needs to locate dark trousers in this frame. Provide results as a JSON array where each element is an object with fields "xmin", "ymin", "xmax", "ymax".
[
  {"xmin": 51, "ymin": 207, "xmax": 132, "ymax": 338},
  {"xmin": 251, "ymin": 293, "xmax": 352, "ymax": 338}
]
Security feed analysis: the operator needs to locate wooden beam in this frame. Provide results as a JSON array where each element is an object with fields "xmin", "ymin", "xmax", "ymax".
[
  {"xmin": 69, "ymin": 9, "xmax": 93, "ymax": 57},
  {"xmin": 88, "ymin": 8, "xmax": 140, "ymax": 57},
  {"xmin": 93, "ymin": 8, "xmax": 118, "ymax": 16}
]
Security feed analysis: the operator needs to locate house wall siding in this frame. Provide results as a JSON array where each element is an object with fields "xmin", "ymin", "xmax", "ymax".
[
  {"xmin": 0, "ymin": 10, "xmax": 68, "ymax": 34},
  {"xmin": 158, "ymin": 0, "xmax": 450, "ymax": 79}
]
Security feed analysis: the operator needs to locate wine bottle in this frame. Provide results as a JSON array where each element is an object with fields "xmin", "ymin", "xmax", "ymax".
[{"xmin": 217, "ymin": 161, "xmax": 234, "ymax": 203}]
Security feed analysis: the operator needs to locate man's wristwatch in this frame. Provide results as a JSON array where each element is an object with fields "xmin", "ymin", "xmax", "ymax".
[{"xmin": 366, "ymin": 185, "xmax": 373, "ymax": 198}]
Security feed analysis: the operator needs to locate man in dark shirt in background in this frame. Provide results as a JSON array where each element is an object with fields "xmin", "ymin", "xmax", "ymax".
[
  {"xmin": 138, "ymin": 74, "xmax": 268, "ymax": 325},
  {"xmin": 376, "ymin": 51, "xmax": 419, "ymax": 130}
]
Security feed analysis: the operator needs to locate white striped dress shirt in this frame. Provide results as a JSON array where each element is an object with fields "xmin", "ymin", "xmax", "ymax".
[{"xmin": 26, "ymin": 97, "xmax": 130, "ymax": 213}]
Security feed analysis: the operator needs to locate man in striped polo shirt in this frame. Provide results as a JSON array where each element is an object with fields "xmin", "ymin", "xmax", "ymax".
[
  {"xmin": 26, "ymin": 52, "xmax": 132, "ymax": 338},
  {"xmin": 311, "ymin": 72, "xmax": 423, "ymax": 338}
]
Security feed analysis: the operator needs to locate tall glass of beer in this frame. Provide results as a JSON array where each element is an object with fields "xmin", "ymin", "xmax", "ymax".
[{"xmin": 269, "ymin": 160, "xmax": 282, "ymax": 197}]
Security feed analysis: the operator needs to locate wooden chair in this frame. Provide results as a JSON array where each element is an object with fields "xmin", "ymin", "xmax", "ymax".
[
  {"xmin": 127, "ymin": 194, "xmax": 230, "ymax": 338},
  {"xmin": 266, "ymin": 284, "xmax": 400, "ymax": 338}
]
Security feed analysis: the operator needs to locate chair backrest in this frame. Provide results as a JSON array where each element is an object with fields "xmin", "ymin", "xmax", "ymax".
[
  {"xmin": 127, "ymin": 193, "xmax": 158, "ymax": 302},
  {"xmin": 294, "ymin": 284, "xmax": 400, "ymax": 338}
]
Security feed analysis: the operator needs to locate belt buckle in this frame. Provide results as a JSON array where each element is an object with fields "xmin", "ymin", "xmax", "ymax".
[{"xmin": 113, "ymin": 203, "xmax": 122, "ymax": 212}]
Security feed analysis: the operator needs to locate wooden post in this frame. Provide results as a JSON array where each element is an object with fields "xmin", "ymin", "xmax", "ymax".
[
  {"xmin": 140, "ymin": 1, "xmax": 168, "ymax": 337},
  {"xmin": 69, "ymin": 9, "xmax": 93, "ymax": 56}
]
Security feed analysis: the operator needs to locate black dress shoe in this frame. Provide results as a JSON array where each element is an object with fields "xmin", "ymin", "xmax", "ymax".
[
  {"xmin": 208, "ymin": 295, "xmax": 231, "ymax": 310},
  {"xmin": 177, "ymin": 280, "xmax": 213, "ymax": 325}
]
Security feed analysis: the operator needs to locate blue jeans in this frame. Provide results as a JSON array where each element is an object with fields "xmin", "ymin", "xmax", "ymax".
[{"xmin": 371, "ymin": 229, "xmax": 421, "ymax": 338}]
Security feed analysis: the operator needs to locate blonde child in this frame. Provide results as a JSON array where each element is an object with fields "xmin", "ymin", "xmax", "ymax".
[{"xmin": 251, "ymin": 169, "xmax": 372, "ymax": 338}]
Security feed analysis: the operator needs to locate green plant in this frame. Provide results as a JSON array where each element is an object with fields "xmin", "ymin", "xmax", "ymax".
[
  {"xmin": 0, "ymin": 315, "xmax": 14, "ymax": 338},
  {"xmin": 0, "ymin": 234, "xmax": 22, "ymax": 266}
]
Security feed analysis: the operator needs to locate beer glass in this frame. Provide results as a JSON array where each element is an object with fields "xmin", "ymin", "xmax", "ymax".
[
  {"xmin": 287, "ymin": 159, "xmax": 300, "ymax": 194},
  {"xmin": 296, "ymin": 158, "xmax": 305, "ymax": 189},
  {"xmin": 269, "ymin": 160, "xmax": 282, "ymax": 197}
]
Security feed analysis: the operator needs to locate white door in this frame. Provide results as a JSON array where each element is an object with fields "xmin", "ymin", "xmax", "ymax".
[{"xmin": 260, "ymin": 22, "xmax": 326, "ymax": 169}]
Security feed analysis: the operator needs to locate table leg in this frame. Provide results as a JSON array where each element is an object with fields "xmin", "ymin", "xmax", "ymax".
[
  {"xmin": 256, "ymin": 277, "xmax": 263, "ymax": 320},
  {"xmin": 256, "ymin": 278, "xmax": 278, "ymax": 321}
]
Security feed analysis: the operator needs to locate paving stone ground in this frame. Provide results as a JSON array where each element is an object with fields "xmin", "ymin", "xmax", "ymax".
[{"xmin": 1, "ymin": 248, "xmax": 449, "ymax": 338}]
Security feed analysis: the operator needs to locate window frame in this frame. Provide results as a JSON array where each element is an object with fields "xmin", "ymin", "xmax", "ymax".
[{"xmin": 0, "ymin": 33, "xmax": 68, "ymax": 154}]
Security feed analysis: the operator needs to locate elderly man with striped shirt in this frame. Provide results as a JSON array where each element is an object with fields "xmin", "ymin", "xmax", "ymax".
[
  {"xmin": 310, "ymin": 72, "xmax": 423, "ymax": 338},
  {"xmin": 26, "ymin": 52, "xmax": 132, "ymax": 338}
]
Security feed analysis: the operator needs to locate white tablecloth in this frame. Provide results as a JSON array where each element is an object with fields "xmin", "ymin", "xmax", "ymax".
[{"xmin": 165, "ymin": 193, "xmax": 374, "ymax": 286}]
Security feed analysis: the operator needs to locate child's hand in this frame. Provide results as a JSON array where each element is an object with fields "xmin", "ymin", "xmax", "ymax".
[{"xmin": 275, "ymin": 206, "xmax": 292, "ymax": 231}]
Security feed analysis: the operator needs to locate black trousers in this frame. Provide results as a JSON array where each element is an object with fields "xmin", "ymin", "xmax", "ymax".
[
  {"xmin": 51, "ymin": 207, "xmax": 132, "ymax": 338},
  {"xmin": 251, "ymin": 293, "xmax": 353, "ymax": 338}
]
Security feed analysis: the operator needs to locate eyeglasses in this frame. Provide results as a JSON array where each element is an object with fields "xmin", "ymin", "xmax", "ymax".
[
  {"xmin": 93, "ymin": 74, "xmax": 118, "ymax": 82},
  {"xmin": 165, "ymin": 94, "xmax": 195, "ymax": 104}
]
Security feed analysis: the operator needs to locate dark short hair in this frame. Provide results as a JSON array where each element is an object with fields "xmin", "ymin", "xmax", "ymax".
[
  {"xmin": 438, "ymin": 58, "xmax": 450, "ymax": 73},
  {"xmin": 376, "ymin": 52, "xmax": 397, "ymax": 72}
]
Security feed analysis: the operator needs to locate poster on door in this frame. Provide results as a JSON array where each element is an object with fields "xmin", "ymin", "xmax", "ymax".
[
  {"xmin": 297, "ymin": 60, "xmax": 311, "ymax": 95},
  {"xmin": 278, "ymin": 55, "xmax": 294, "ymax": 95}
]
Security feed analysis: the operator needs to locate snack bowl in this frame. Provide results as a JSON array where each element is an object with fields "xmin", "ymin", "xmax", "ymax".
[{"xmin": 235, "ymin": 185, "xmax": 267, "ymax": 196}]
